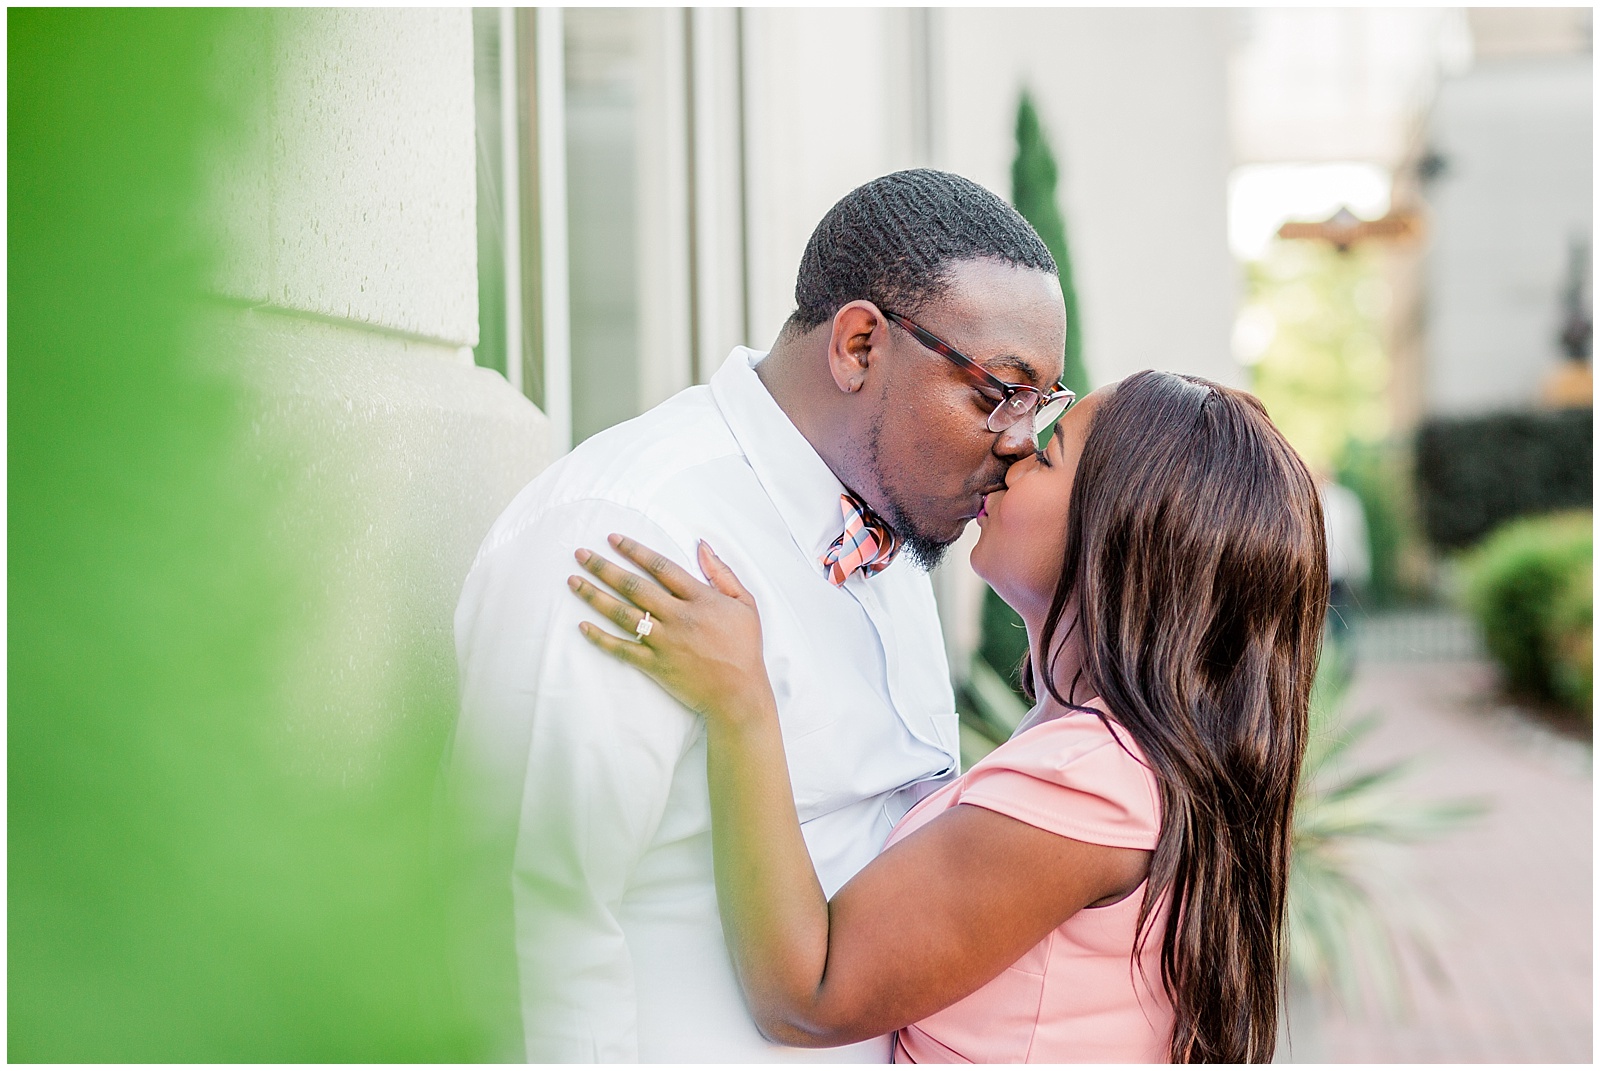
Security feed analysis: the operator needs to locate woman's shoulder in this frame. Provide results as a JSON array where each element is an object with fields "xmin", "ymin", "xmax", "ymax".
[{"xmin": 958, "ymin": 702, "xmax": 1161, "ymax": 850}]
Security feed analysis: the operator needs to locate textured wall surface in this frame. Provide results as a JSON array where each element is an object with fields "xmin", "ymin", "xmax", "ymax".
[
  {"xmin": 218, "ymin": 8, "xmax": 479, "ymax": 346},
  {"xmin": 219, "ymin": 308, "xmax": 547, "ymax": 772},
  {"xmin": 208, "ymin": 8, "xmax": 549, "ymax": 767}
]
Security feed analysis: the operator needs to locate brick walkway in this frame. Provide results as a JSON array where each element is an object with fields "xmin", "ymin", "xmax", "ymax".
[{"xmin": 1279, "ymin": 659, "xmax": 1593, "ymax": 1063}]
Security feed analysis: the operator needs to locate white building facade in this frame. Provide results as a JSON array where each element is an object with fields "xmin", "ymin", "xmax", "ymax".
[
  {"xmin": 470, "ymin": 8, "xmax": 1242, "ymax": 675},
  {"xmin": 212, "ymin": 7, "xmax": 1244, "ymax": 768},
  {"xmin": 1423, "ymin": 47, "xmax": 1593, "ymax": 415}
]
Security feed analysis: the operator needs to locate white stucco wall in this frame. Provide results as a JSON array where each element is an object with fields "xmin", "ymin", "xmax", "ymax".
[
  {"xmin": 210, "ymin": 8, "xmax": 550, "ymax": 763},
  {"xmin": 736, "ymin": 10, "xmax": 1242, "ymax": 680},
  {"xmin": 218, "ymin": 8, "xmax": 481, "ymax": 346},
  {"xmin": 1424, "ymin": 56, "xmax": 1593, "ymax": 415},
  {"xmin": 741, "ymin": 9, "xmax": 926, "ymax": 350}
]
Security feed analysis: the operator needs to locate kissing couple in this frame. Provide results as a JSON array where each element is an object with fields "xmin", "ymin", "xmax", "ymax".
[{"xmin": 453, "ymin": 170, "xmax": 1327, "ymax": 1063}]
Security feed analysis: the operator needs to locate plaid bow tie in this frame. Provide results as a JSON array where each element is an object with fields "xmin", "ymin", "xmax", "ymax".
[{"xmin": 821, "ymin": 491, "xmax": 902, "ymax": 586}]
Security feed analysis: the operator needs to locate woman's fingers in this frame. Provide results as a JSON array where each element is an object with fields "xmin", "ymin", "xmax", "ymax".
[
  {"xmin": 568, "ymin": 574, "xmax": 651, "ymax": 636},
  {"xmin": 698, "ymin": 541, "xmax": 754, "ymax": 604},
  {"xmin": 575, "ymin": 547, "xmax": 671, "ymax": 615},
  {"xmin": 578, "ymin": 619, "xmax": 653, "ymax": 667},
  {"xmin": 607, "ymin": 534, "xmax": 707, "ymax": 600}
]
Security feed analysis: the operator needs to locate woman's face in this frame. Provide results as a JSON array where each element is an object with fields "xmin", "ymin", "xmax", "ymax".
[{"xmin": 970, "ymin": 388, "xmax": 1108, "ymax": 623}]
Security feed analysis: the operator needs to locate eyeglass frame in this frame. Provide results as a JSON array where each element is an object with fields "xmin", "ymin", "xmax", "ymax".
[{"xmin": 879, "ymin": 308, "xmax": 1077, "ymax": 437}]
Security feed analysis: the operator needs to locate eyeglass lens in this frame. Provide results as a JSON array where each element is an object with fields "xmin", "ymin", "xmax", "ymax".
[
  {"xmin": 985, "ymin": 391, "xmax": 1037, "ymax": 433},
  {"xmin": 1032, "ymin": 395, "xmax": 1072, "ymax": 433},
  {"xmin": 989, "ymin": 389, "xmax": 1073, "ymax": 433},
  {"xmin": 984, "ymin": 393, "xmax": 1072, "ymax": 437}
]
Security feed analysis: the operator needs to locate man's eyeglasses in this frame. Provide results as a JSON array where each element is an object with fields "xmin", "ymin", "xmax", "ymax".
[{"xmin": 881, "ymin": 309, "xmax": 1076, "ymax": 438}]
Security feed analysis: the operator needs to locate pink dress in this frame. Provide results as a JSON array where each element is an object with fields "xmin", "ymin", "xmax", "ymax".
[{"xmin": 886, "ymin": 704, "xmax": 1174, "ymax": 1063}]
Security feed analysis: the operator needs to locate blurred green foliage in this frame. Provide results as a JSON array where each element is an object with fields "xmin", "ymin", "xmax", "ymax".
[
  {"xmin": 1548, "ymin": 559, "xmax": 1594, "ymax": 713},
  {"xmin": 1460, "ymin": 511, "xmax": 1593, "ymax": 718},
  {"xmin": 1243, "ymin": 239, "xmax": 1437, "ymax": 609},
  {"xmin": 977, "ymin": 572, "xmax": 1032, "ymax": 701},
  {"xmin": 957, "ymin": 650, "xmax": 1029, "ymax": 768},
  {"xmin": 9, "ymin": 10, "xmax": 487, "ymax": 1059},
  {"xmin": 1336, "ymin": 440, "xmax": 1428, "ymax": 608},
  {"xmin": 1243, "ymin": 242, "xmax": 1391, "ymax": 475}
]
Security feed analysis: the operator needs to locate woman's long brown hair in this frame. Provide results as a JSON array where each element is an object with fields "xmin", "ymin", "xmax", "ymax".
[{"xmin": 1024, "ymin": 371, "xmax": 1328, "ymax": 1062}]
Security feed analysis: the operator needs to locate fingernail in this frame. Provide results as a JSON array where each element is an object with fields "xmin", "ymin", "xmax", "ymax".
[
  {"xmin": 574, "ymin": 548, "xmax": 591, "ymax": 564},
  {"xmin": 567, "ymin": 575, "xmax": 581, "ymax": 590},
  {"xmin": 608, "ymin": 533, "xmax": 623, "ymax": 547}
]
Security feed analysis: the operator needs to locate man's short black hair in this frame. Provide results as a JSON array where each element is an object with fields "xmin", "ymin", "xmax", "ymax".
[{"xmin": 788, "ymin": 168, "xmax": 1058, "ymax": 334}]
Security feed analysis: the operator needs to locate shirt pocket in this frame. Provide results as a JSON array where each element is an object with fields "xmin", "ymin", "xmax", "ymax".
[{"xmin": 766, "ymin": 634, "xmax": 840, "ymax": 738}]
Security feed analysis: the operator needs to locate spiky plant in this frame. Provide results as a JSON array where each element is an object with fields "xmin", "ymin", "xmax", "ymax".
[{"xmin": 1287, "ymin": 643, "xmax": 1485, "ymax": 1014}]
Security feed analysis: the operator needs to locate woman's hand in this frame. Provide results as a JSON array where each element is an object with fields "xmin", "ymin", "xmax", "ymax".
[
  {"xmin": 568, "ymin": 535, "xmax": 775, "ymax": 728},
  {"xmin": 570, "ymin": 541, "xmax": 1142, "ymax": 1051}
]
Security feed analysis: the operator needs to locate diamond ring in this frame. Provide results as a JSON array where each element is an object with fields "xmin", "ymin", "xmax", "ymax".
[{"xmin": 635, "ymin": 611, "xmax": 654, "ymax": 639}]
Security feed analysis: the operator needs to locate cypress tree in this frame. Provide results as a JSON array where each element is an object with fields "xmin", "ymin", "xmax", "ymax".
[
  {"xmin": 972, "ymin": 92, "xmax": 1091, "ymax": 714},
  {"xmin": 1011, "ymin": 91, "xmax": 1088, "ymax": 395}
]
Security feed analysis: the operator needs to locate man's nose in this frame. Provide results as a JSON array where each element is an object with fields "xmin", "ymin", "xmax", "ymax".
[{"xmin": 993, "ymin": 419, "xmax": 1037, "ymax": 463}]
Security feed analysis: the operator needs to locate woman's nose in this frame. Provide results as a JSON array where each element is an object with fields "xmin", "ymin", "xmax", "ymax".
[{"xmin": 1001, "ymin": 455, "xmax": 1029, "ymax": 490}]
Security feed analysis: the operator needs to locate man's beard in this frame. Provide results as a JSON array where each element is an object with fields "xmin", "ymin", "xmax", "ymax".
[
  {"xmin": 865, "ymin": 415, "xmax": 958, "ymax": 573},
  {"xmin": 880, "ymin": 494, "xmax": 955, "ymax": 572}
]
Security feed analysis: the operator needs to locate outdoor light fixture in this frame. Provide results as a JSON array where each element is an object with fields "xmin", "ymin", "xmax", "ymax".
[{"xmin": 1276, "ymin": 205, "xmax": 1422, "ymax": 253}]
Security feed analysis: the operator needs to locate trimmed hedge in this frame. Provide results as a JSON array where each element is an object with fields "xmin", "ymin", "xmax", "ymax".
[
  {"xmin": 1415, "ymin": 408, "xmax": 1592, "ymax": 550},
  {"xmin": 1461, "ymin": 511, "xmax": 1592, "ymax": 718}
]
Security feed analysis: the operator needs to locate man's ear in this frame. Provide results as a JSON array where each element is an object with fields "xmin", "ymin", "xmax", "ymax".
[{"xmin": 826, "ymin": 302, "xmax": 886, "ymax": 394}]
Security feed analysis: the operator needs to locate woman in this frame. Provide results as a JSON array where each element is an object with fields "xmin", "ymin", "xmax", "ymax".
[{"xmin": 566, "ymin": 371, "xmax": 1328, "ymax": 1062}]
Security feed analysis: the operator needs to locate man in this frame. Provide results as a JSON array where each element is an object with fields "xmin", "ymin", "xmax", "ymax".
[{"xmin": 451, "ymin": 169, "xmax": 1068, "ymax": 1061}]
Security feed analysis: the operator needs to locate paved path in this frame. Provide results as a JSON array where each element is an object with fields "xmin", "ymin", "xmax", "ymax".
[{"xmin": 1280, "ymin": 660, "xmax": 1592, "ymax": 1063}]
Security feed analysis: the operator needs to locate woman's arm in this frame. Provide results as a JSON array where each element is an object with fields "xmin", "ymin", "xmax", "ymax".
[{"xmin": 569, "ymin": 537, "xmax": 1149, "ymax": 1046}]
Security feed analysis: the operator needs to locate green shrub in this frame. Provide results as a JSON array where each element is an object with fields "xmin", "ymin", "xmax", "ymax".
[
  {"xmin": 1549, "ymin": 560, "xmax": 1593, "ymax": 715},
  {"xmin": 1415, "ymin": 409, "xmax": 1592, "ymax": 550},
  {"xmin": 1461, "ymin": 511, "xmax": 1593, "ymax": 715}
]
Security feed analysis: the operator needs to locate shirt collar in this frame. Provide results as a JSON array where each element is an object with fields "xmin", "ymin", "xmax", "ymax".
[{"xmin": 710, "ymin": 347, "xmax": 852, "ymax": 564}]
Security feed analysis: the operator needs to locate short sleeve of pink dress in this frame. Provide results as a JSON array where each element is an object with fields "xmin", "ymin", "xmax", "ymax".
[{"xmin": 886, "ymin": 705, "xmax": 1175, "ymax": 1064}]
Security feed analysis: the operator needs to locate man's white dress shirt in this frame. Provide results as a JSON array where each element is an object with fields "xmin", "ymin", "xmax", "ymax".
[{"xmin": 452, "ymin": 348, "xmax": 960, "ymax": 1062}]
